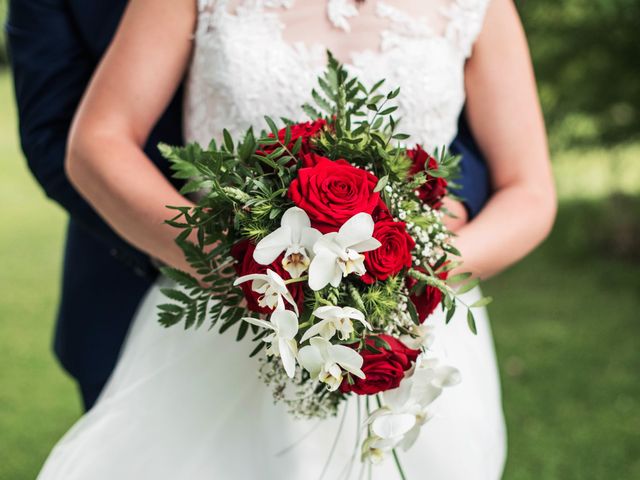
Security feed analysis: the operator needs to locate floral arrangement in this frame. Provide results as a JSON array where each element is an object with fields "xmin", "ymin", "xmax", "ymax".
[{"xmin": 157, "ymin": 53, "xmax": 490, "ymax": 474}]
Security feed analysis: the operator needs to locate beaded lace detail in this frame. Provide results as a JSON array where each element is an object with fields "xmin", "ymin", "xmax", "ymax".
[{"xmin": 184, "ymin": 0, "xmax": 491, "ymax": 152}]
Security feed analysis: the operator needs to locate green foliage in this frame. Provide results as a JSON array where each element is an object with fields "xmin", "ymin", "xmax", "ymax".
[
  {"xmin": 0, "ymin": 1, "xmax": 7, "ymax": 67},
  {"xmin": 518, "ymin": 0, "xmax": 640, "ymax": 148},
  {"xmin": 157, "ymin": 116, "xmax": 308, "ymax": 336},
  {"xmin": 304, "ymin": 52, "xmax": 415, "ymax": 182},
  {"xmin": 360, "ymin": 276, "xmax": 405, "ymax": 328}
]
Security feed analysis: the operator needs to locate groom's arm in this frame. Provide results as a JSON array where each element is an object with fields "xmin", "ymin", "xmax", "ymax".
[
  {"xmin": 6, "ymin": 0, "xmax": 157, "ymax": 277},
  {"xmin": 449, "ymin": 109, "xmax": 492, "ymax": 219}
]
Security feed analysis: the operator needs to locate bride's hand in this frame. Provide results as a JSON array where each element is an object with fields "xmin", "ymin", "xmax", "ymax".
[{"xmin": 441, "ymin": 197, "xmax": 469, "ymax": 232}]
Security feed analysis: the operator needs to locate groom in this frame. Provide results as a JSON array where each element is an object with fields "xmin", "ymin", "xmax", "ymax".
[{"xmin": 7, "ymin": 0, "xmax": 490, "ymax": 411}]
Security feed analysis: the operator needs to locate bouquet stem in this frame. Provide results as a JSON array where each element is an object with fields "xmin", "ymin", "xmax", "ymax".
[{"xmin": 392, "ymin": 448, "xmax": 408, "ymax": 480}]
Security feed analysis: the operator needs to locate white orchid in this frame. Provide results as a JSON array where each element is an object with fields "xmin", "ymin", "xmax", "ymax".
[
  {"xmin": 298, "ymin": 337, "xmax": 365, "ymax": 391},
  {"xmin": 400, "ymin": 324, "xmax": 436, "ymax": 350},
  {"xmin": 233, "ymin": 269, "xmax": 298, "ymax": 314},
  {"xmin": 253, "ymin": 207, "xmax": 322, "ymax": 278},
  {"xmin": 242, "ymin": 309, "xmax": 299, "ymax": 378},
  {"xmin": 308, "ymin": 213, "xmax": 381, "ymax": 291},
  {"xmin": 300, "ymin": 305, "xmax": 372, "ymax": 343},
  {"xmin": 365, "ymin": 356, "xmax": 461, "ymax": 455}
]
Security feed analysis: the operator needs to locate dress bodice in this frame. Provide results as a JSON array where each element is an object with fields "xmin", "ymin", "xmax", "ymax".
[{"xmin": 184, "ymin": 0, "xmax": 490, "ymax": 152}]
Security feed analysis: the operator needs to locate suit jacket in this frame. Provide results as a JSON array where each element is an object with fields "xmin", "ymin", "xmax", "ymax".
[
  {"xmin": 7, "ymin": 0, "xmax": 183, "ymax": 395},
  {"xmin": 6, "ymin": 0, "xmax": 490, "ymax": 408}
]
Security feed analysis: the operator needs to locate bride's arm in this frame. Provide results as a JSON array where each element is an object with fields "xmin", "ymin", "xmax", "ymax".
[
  {"xmin": 65, "ymin": 0, "xmax": 197, "ymax": 272},
  {"xmin": 454, "ymin": 0, "xmax": 557, "ymax": 279}
]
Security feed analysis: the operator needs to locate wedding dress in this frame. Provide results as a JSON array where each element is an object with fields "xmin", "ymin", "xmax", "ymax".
[{"xmin": 38, "ymin": 1, "xmax": 506, "ymax": 478}]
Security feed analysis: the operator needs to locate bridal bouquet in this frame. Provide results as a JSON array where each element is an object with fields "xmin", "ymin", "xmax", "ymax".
[{"xmin": 158, "ymin": 54, "xmax": 489, "ymax": 471}]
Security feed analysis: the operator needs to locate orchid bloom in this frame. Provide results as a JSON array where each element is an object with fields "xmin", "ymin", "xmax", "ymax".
[
  {"xmin": 308, "ymin": 213, "xmax": 381, "ymax": 291},
  {"xmin": 300, "ymin": 305, "xmax": 372, "ymax": 343},
  {"xmin": 298, "ymin": 337, "xmax": 365, "ymax": 391},
  {"xmin": 400, "ymin": 324, "xmax": 436, "ymax": 350},
  {"xmin": 242, "ymin": 309, "xmax": 299, "ymax": 378},
  {"xmin": 364, "ymin": 356, "xmax": 461, "ymax": 455},
  {"xmin": 233, "ymin": 269, "xmax": 298, "ymax": 314},
  {"xmin": 253, "ymin": 207, "xmax": 322, "ymax": 278}
]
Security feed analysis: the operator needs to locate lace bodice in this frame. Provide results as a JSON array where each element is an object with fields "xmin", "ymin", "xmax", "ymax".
[{"xmin": 184, "ymin": 0, "xmax": 491, "ymax": 152}]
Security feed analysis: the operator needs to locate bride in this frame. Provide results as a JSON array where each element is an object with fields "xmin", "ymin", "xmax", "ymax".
[{"xmin": 39, "ymin": 0, "xmax": 555, "ymax": 478}]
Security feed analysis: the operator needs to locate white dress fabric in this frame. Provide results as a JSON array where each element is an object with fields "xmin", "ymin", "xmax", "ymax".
[{"xmin": 38, "ymin": 1, "xmax": 506, "ymax": 479}]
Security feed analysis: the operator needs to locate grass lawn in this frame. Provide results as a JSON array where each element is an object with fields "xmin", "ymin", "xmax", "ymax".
[
  {"xmin": 487, "ymin": 203, "xmax": 640, "ymax": 479},
  {"xmin": 0, "ymin": 71, "xmax": 82, "ymax": 479},
  {"xmin": 0, "ymin": 70, "xmax": 638, "ymax": 480}
]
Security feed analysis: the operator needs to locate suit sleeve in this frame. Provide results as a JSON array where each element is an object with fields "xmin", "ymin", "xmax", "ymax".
[
  {"xmin": 448, "ymin": 110, "xmax": 492, "ymax": 219},
  {"xmin": 6, "ymin": 0, "xmax": 157, "ymax": 277}
]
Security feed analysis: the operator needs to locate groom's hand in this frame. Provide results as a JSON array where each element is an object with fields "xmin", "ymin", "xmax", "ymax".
[{"xmin": 442, "ymin": 197, "xmax": 469, "ymax": 232}]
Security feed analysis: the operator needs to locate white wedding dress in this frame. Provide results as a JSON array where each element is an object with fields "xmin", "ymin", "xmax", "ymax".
[{"xmin": 38, "ymin": 1, "xmax": 506, "ymax": 479}]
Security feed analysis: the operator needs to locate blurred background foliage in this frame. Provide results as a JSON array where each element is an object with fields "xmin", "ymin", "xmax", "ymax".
[
  {"xmin": 0, "ymin": 1, "xmax": 6, "ymax": 66},
  {"xmin": 519, "ymin": 0, "xmax": 640, "ymax": 149},
  {"xmin": 0, "ymin": 1, "xmax": 638, "ymax": 480}
]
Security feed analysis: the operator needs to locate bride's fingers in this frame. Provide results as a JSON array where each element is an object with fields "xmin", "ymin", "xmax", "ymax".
[{"xmin": 441, "ymin": 197, "xmax": 469, "ymax": 232}]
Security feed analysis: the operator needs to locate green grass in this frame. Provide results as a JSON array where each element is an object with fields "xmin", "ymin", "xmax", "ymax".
[
  {"xmin": 486, "ymin": 199, "xmax": 640, "ymax": 479},
  {"xmin": 0, "ymin": 71, "xmax": 81, "ymax": 480},
  {"xmin": 0, "ymin": 70, "xmax": 638, "ymax": 480}
]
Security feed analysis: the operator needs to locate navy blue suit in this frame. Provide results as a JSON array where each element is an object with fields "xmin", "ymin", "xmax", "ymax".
[{"xmin": 6, "ymin": 0, "xmax": 489, "ymax": 411}]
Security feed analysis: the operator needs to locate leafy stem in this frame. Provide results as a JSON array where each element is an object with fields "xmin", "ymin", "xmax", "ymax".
[{"xmin": 284, "ymin": 275, "xmax": 309, "ymax": 285}]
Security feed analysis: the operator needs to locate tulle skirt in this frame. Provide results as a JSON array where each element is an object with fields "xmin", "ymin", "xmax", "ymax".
[{"xmin": 38, "ymin": 276, "xmax": 506, "ymax": 479}]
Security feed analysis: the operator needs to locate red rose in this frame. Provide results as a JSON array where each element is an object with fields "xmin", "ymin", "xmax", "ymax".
[
  {"xmin": 407, "ymin": 145, "xmax": 448, "ymax": 208},
  {"xmin": 230, "ymin": 240, "xmax": 304, "ymax": 314},
  {"xmin": 361, "ymin": 220, "xmax": 415, "ymax": 284},
  {"xmin": 260, "ymin": 119, "xmax": 326, "ymax": 156},
  {"xmin": 372, "ymin": 197, "xmax": 392, "ymax": 222},
  {"xmin": 299, "ymin": 151, "xmax": 326, "ymax": 168},
  {"xmin": 340, "ymin": 335, "xmax": 420, "ymax": 395},
  {"xmin": 406, "ymin": 268, "xmax": 447, "ymax": 323},
  {"xmin": 288, "ymin": 157, "xmax": 381, "ymax": 233}
]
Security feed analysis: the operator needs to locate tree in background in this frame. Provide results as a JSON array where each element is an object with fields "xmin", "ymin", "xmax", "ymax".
[{"xmin": 518, "ymin": 0, "xmax": 639, "ymax": 149}]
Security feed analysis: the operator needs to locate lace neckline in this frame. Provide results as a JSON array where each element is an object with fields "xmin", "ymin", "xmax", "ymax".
[
  {"xmin": 211, "ymin": 0, "xmax": 443, "ymax": 70},
  {"xmin": 261, "ymin": 0, "xmax": 359, "ymax": 32}
]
